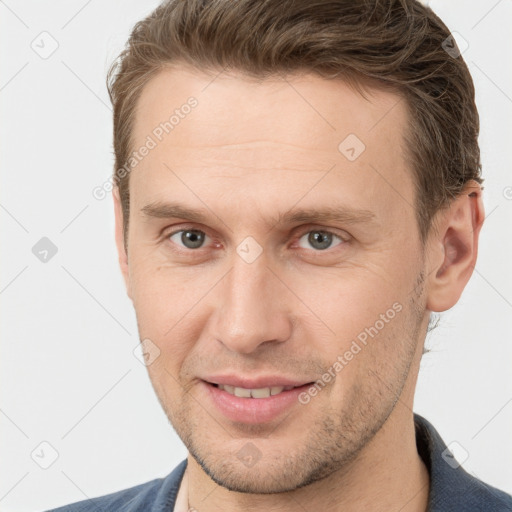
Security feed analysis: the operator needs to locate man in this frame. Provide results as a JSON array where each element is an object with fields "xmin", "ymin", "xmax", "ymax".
[{"xmin": 47, "ymin": 0, "xmax": 512, "ymax": 510}]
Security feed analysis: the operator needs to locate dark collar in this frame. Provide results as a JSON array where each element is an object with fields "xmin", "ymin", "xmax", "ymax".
[{"xmin": 414, "ymin": 413, "xmax": 512, "ymax": 510}]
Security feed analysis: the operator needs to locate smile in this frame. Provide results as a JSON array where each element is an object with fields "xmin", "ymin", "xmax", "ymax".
[
  {"xmin": 214, "ymin": 384, "xmax": 298, "ymax": 398},
  {"xmin": 203, "ymin": 380, "xmax": 315, "ymax": 423}
]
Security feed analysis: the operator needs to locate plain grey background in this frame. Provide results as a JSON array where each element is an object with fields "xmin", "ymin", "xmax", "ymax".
[{"xmin": 1, "ymin": 1, "xmax": 511, "ymax": 510}]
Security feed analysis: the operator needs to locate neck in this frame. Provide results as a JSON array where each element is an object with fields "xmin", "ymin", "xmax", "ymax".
[{"xmin": 186, "ymin": 409, "xmax": 430, "ymax": 512}]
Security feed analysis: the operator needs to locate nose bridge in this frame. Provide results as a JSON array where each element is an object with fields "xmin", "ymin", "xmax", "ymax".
[{"xmin": 212, "ymin": 251, "xmax": 291, "ymax": 354}]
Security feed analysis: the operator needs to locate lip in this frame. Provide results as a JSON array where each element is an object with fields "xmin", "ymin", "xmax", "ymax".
[
  {"xmin": 200, "ymin": 378, "xmax": 314, "ymax": 424},
  {"xmin": 203, "ymin": 374, "xmax": 312, "ymax": 389}
]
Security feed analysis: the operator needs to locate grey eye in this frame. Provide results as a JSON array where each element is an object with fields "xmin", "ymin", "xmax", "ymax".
[
  {"xmin": 298, "ymin": 230, "xmax": 343, "ymax": 251},
  {"xmin": 169, "ymin": 229, "xmax": 209, "ymax": 249}
]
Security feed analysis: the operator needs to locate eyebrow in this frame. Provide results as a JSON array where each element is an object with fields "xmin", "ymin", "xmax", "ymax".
[{"xmin": 140, "ymin": 201, "xmax": 377, "ymax": 228}]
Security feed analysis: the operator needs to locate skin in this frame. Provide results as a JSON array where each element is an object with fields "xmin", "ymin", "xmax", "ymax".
[{"xmin": 113, "ymin": 64, "xmax": 485, "ymax": 512}]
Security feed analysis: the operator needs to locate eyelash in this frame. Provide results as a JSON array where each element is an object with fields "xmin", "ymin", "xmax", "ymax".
[{"xmin": 164, "ymin": 225, "xmax": 349, "ymax": 254}]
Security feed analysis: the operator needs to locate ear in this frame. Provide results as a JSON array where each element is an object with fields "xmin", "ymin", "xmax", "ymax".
[
  {"xmin": 113, "ymin": 186, "xmax": 132, "ymax": 299},
  {"xmin": 426, "ymin": 180, "xmax": 485, "ymax": 312}
]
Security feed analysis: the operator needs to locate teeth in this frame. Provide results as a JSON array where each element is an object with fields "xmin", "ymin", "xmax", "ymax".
[
  {"xmin": 251, "ymin": 387, "xmax": 271, "ymax": 398},
  {"xmin": 217, "ymin": 384, "xmax": 294, "ymax": 398},
  {"xmin": 234, "ymin": 387, "xmax": 251, "ymax": 398}
]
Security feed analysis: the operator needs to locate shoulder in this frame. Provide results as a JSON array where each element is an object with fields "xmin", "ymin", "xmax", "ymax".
[
  {"xmin": 42, "ymin": 460, "xmax": 187, "ymax": 512},
  {"xmin": 414, "ymin": 414, "xmax": 512, "ymax": 511},
  {"xmin": 430, "ymin": 466, "xmax": 512, "ymax": 510},
  {"xmin": 45, "ymin": 479, "xmax": 162, "ymax": 512},
  {"xmin": 458, "ymin": 475, "xmax": 512, "ymax": 510}
]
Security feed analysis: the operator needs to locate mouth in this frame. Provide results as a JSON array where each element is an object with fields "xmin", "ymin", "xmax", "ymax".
[
  {"xmin": 210, "ymin": 382, "xmax": 309, "ymax": 398},
  {"xmin": 201, "ymin": 379, "xmax": 315, "ymax": 423},
  {"xmin": 199, "ymin": 373, "xmax": 317, "ymax": 423}
]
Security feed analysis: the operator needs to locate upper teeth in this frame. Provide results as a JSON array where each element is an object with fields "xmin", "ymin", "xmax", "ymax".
[{"xmin": 217, "ymin": 384, "xmax": 295, "ymax": 398}]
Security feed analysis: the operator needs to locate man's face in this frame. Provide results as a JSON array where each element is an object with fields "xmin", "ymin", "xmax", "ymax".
[{"xmin": 119, "ymin": 66, "xmax": 431, "ymax": 493}]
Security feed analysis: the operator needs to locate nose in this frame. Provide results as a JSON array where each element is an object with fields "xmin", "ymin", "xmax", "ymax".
[{"xmin": 210, "ymin": 253, "xmax": 293, "ymax": 354}]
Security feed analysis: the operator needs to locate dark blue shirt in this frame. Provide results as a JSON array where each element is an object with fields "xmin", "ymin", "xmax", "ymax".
[{"xmin": 44, "ymin": 414, "xmax": 512, "ymax": 511}]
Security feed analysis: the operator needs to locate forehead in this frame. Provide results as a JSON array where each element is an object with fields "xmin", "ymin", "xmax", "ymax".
[
  {"xmin": 129, "ymin": 65, "xmax": 414, "ymax": 231},
  {"xmin": 132, "ymin": 65, "xmax": 407, "ymax": 152}
]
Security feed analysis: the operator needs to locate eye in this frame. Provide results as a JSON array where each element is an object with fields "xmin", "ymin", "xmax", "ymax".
[
  {"xmin": 169, "ymin": 229, "xmax": 210, "ymax": 249},
  {"xmin": 297, "ymin": 230, "xmax": 344, "ymax": 251}
]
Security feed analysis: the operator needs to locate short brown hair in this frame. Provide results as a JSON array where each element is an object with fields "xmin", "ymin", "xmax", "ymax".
[{"xmin": 107, "ymin": 0, "xmax": 483, "ymax": 247}]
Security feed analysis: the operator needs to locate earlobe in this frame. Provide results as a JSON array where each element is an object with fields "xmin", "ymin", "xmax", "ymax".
[
  {"xmin": 426, "ymin": 180, "xmax": 485, "ymax": 312},
  {"xmin": 113, "ymin": 187, "xmax": 132, "ymax": 299}
]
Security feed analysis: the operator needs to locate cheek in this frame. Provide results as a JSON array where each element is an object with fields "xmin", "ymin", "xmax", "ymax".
[
  {"xmin": 288, "ymin": 264, "xmax": 413, "ymax": 395},
  {"xmin": 146, "ymin": 364, "xmax": 184, "ymax": 424},
  {"xmin": 129, "ymin": 262, "xmax": 214, "ymax": 372},
  {"xmin": 129, "ymin": 260, "xmax": 193, "ymax": 327},
  {"xmin": 291, "ymin": 267, "xmax": 404, "ymax": 340}
]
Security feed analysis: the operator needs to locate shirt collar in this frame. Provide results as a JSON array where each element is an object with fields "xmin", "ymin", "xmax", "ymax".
[{"xmin": 414, "ymin": 412, "xmax": 512, "ymax": 510}]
